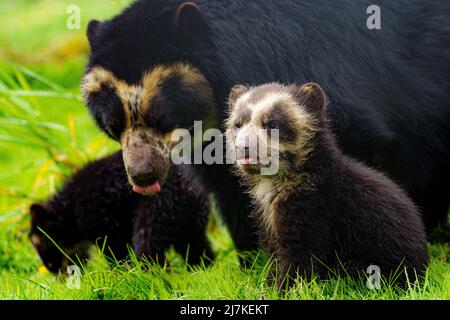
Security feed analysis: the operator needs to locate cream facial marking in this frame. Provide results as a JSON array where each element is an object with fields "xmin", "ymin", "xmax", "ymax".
[
  {"xmin": 123, "ymin": 85, "xmax": 144, "ymax": 127},
  {"xmin": 227, "ymin": 83, "xmax": 320, "ymax": 179},
  {"xmin": 81, "ymin": 63, "xmax": 213, "ymax": 131}
]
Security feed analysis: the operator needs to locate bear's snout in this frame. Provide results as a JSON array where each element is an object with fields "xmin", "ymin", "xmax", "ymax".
[{"xmin": 121, "ymin": 128, "xmax": 170, "ymax": 194}]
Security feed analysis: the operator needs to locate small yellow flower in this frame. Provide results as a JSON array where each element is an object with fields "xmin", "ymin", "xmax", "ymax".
[{"xmin": 38, "ymin": 265, "xmax": 49, "ymax": 275}]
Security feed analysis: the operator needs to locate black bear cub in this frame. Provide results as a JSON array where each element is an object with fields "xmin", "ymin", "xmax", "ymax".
[
  {"xmin": 29, "ymin": 151, "xmax": 213, "ymax": 273},
  {"xmin": 226, "ymin": 83, "xmax": 428, "ymax": 288}
]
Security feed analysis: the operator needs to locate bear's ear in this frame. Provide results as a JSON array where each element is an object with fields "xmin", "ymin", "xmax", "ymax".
[
  {"xmin": 30, "ymin": 204, "xmax": 49, "ymax": 222},
  {"xmin": 173, "ymin": 2, "xmax": 206, "ymax": 42},
  {"xmin": 296, "ymin": 83, "xmax": 327, "ymax": 114},
  {"xmin": 228, "ymin": 85, "xmax": 248, "ymax": 107},
  {"xmin": 86, "ymin": 19, "xmax": 102, "ymax": 45}
]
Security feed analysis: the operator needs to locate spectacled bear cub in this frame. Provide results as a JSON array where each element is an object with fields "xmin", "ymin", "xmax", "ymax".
[
  {"xmin": 29, "ymin": 151, "xmax": 213, "ymax": 273},
  {"xmin": 226, "ymin": 83, "xmax": 428, "ymax": 288},
  {"xmin": 82, "ymin": 0, "xmax": 450, "ymax": 253}
]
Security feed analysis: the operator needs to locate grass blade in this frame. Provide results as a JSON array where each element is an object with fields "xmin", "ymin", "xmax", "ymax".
[{"xmin": 0, "ymin": 117, "xmax": 67, "ymax": 132}]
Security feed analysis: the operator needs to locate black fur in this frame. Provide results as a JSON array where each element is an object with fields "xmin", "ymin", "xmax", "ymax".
[
  {"xmin": 84, "ymin": 0, "xmax": 450, "ymax": 252},
  {"xmin": 275, "ymin": 151, "xmax": 429, "ymax": 288},
  {"xmin": 29, "ymin": 152, "xmax": 213, "ymax": 273},
  {"xmin": 228, "ymin": 83, "xmax": 429, "ymax": 288}
]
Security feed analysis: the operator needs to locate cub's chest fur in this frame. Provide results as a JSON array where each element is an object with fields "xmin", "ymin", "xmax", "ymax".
[
  {"xmin": 250, "ymin": 176, "xmax": 305, "ymax": 243},
  {"xmin": 251, "ymin": 180, "xmax": 278, "ymax": 237}
]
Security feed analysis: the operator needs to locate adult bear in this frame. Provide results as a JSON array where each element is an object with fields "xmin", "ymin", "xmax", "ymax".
[{"xmin": 82, "ymin": 0, "xmax": 450, "ymax": 252}]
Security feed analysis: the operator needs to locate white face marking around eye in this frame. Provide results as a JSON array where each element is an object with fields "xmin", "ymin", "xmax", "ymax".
[
  {"xmin": 251, "ymin": 93, "xmax": 279, "ymax": 116},
  {"xmin": 130, "ymin": 87, "xmax": 143, "ymax": 113},
  {"xmin": 127, "ymin": 87, "xmax": 142, "ymax": 106},
  {"xmin": 120, "ymin": 85, "xmax": 144, "ymax": 126},
  {"xmin": 81, "ymin": 67, "xmax": 117, "ymax": 99},
  {"xmin": 251, "ymin": 92, "xmax": 295, "ymax": 116}
]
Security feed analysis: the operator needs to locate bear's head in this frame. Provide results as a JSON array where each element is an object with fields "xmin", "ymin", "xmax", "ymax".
[
  {"xmin": 81, "ymin": 1, "xmax": 219, "ymax": 195},
  {"xmin": 29, "ymin": 204, "xmax": 84, "ymax": 274},
  {"xmin": 226, "ymin": 83, "xmax": 328, "ymax": 178}
]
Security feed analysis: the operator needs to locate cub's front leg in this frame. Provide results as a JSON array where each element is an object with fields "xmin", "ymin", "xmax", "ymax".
[
  {"xmin": 131, "ymin": 215, "xmax": 168, "ymax": 265},
  {"xmin": 275, "ymin": 253, "xmax": 316, "ymax": 291},
  {"xmin": 273, "ymin": 195, "xmax": 331, "ymax": 291}
]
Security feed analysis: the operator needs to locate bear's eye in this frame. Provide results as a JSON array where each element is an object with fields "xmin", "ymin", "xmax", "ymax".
[
  {"xmin": 87, "ymin": 84, "xmax": 125, "ymax": 140},
  {"xmin": 267, "ymin": 121, "xmax": 278, "ymax": 130},
  {"xmin": 235, "ymin": 120, "xmax": 241, "ymax": 129}
]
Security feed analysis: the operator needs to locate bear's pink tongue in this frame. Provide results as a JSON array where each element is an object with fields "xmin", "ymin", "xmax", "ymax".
[
  {"xmin": 239, "ymin": 158, "xmax": 256, "ymax": 165},
  {"xmin": 132, "ymin": 181, "xmax": 161, "ymax": 195}
]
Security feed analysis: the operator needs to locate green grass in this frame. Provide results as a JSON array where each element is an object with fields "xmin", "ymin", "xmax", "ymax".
[{"xmin": 0, "ymin": 1, "xmax": 449, "ymax": 300}]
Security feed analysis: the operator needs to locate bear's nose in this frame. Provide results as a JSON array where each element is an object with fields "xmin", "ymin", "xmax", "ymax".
[
  {"xmin": 236, "ymin": 136, "xmax": 251, "ymax": 158},
  {"xmin": 127, "ymin": 159, "xmax": 155, "ymax": 186},
  {"xmin": 129, "ymin": 169, "xmax": 156, "ymax": 187}
]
